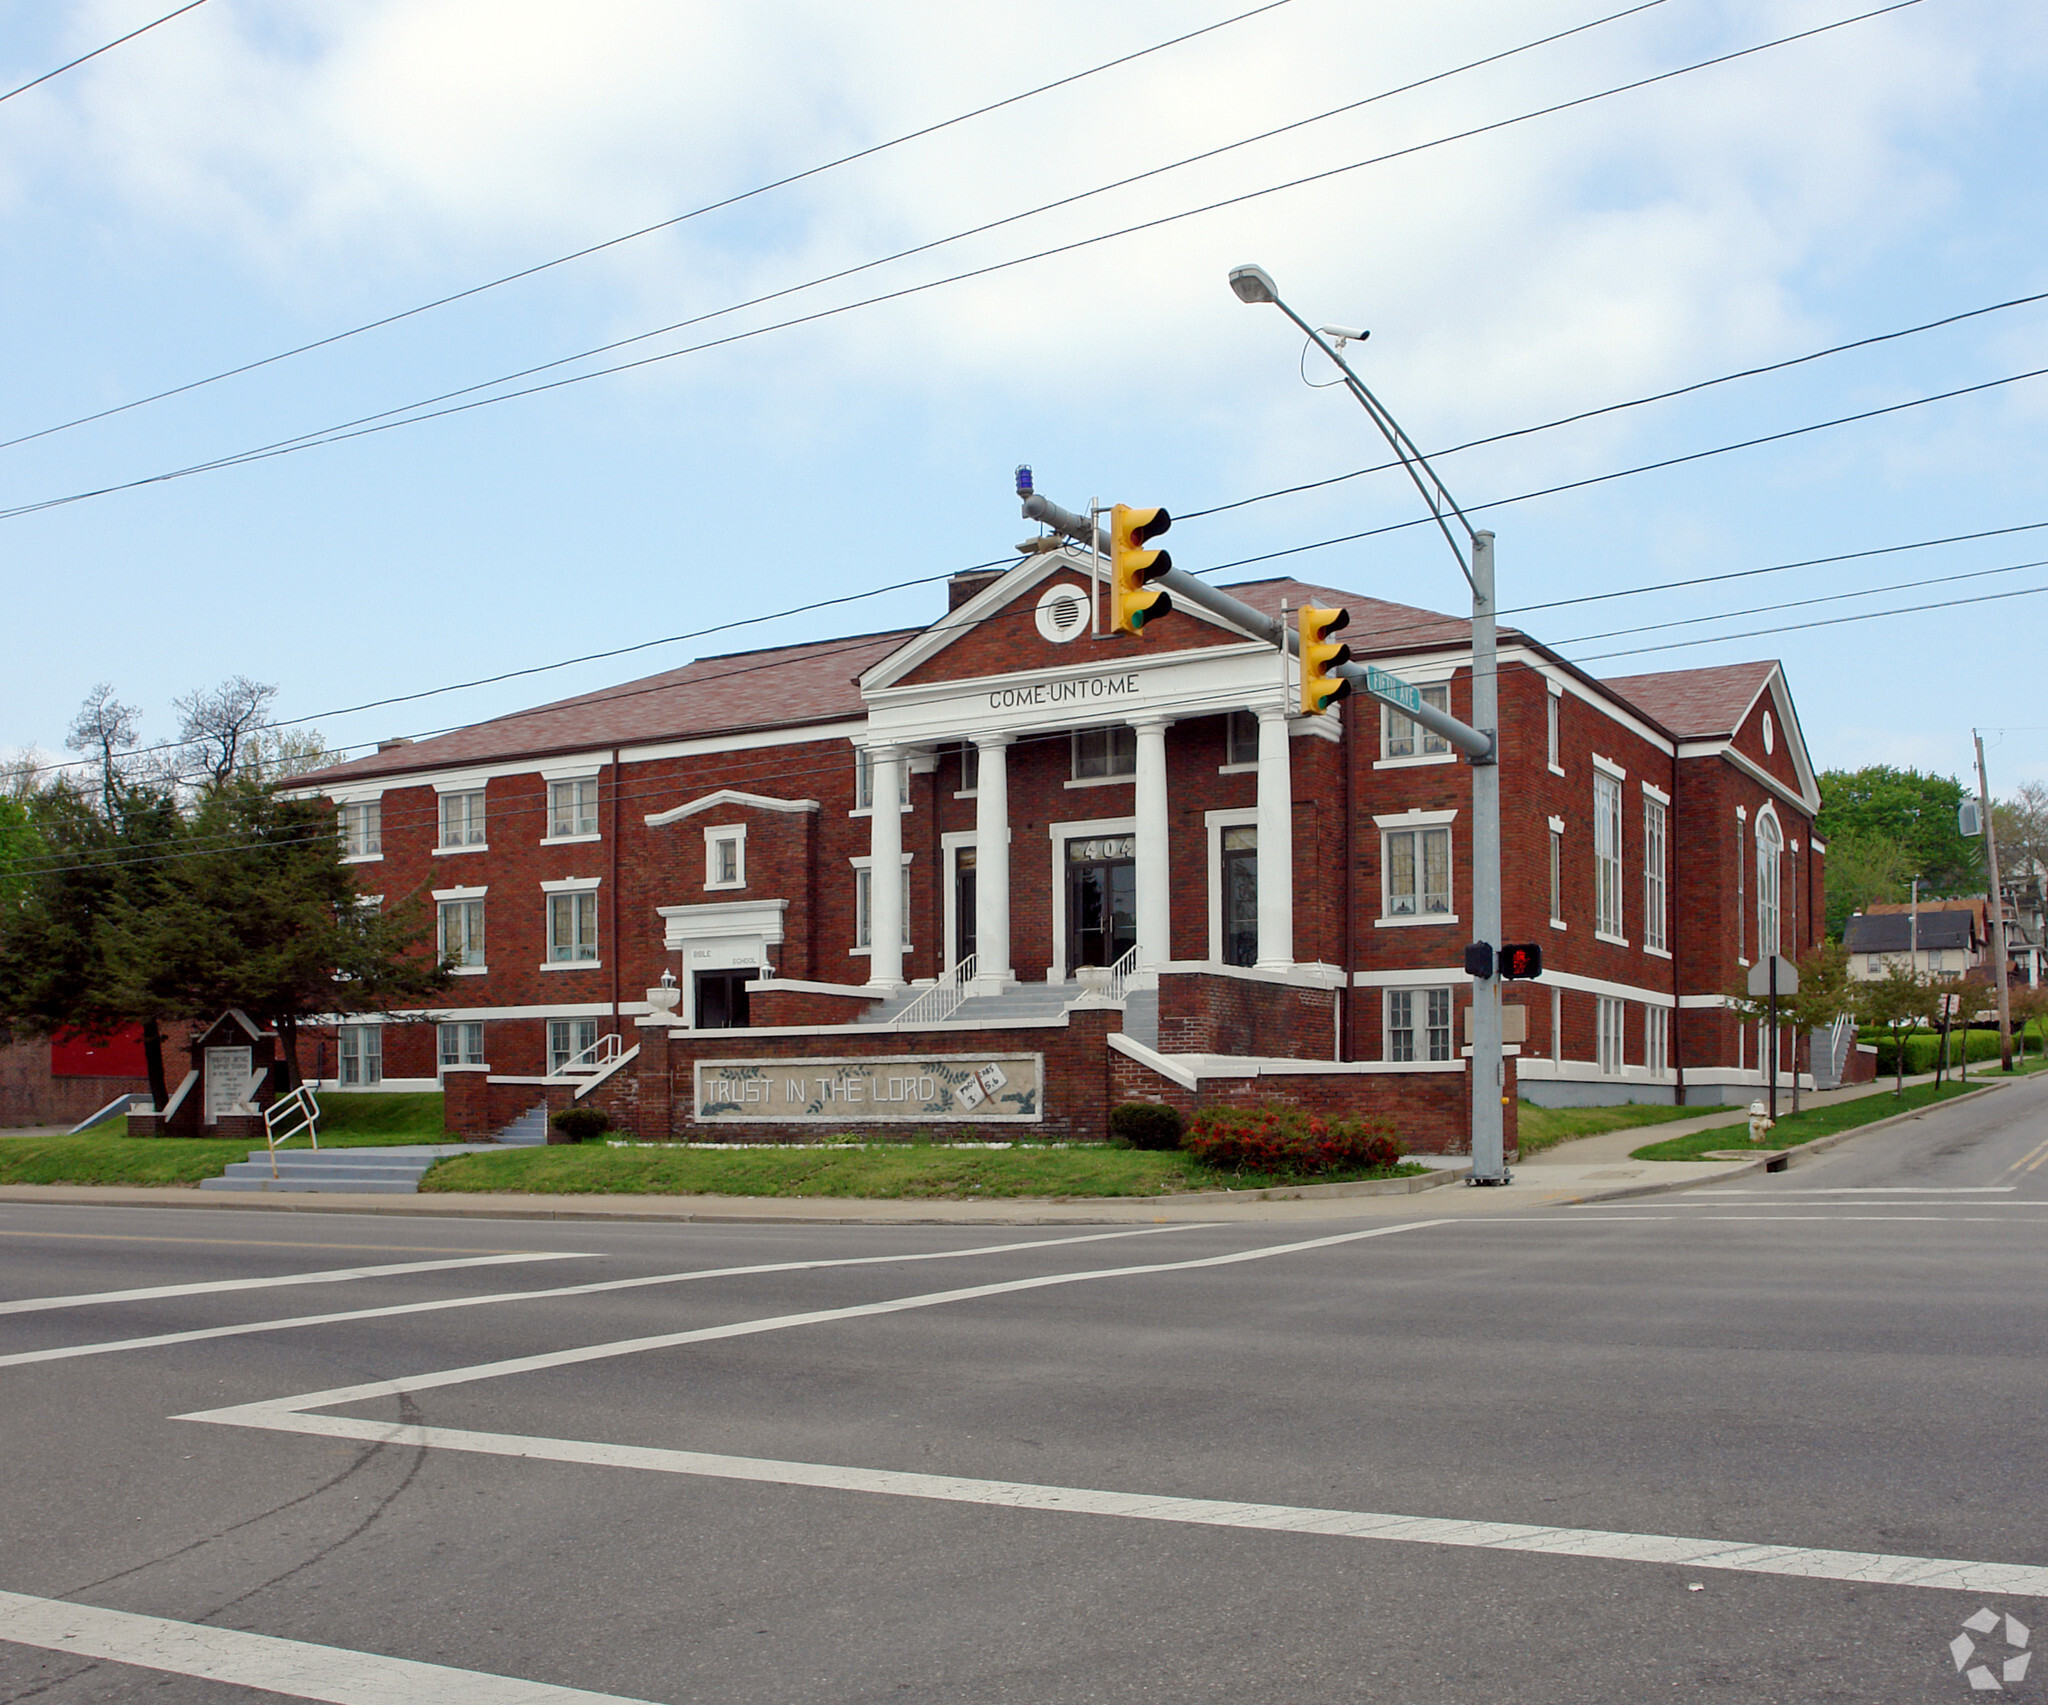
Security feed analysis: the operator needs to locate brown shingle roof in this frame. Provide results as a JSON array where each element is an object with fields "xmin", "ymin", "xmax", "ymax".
[
  {"xmin": 1599, "ymin": 661, "xmax": 1776, "ymax": 739},
  {"xmin": 297, "ymin": 575, "xmax": 1480, "ymax": 788},
  {"xmin": 302, "ymin": 626, "xmax": 918, "ymax": 785}
]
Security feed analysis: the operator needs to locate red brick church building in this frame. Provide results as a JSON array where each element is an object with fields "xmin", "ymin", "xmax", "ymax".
[{"xmin": 293, "ymin": 546, "xmax": 1825, "ymax": 1152}]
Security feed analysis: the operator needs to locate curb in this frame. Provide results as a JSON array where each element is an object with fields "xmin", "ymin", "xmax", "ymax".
[
  {"xmin": 1136, "ymin": 1165, "xmax": 1472, "ymax": 1205},
  {"xmin": 1552, "ymin": 1081, "xmax": 2009, "ymax": 1205}
]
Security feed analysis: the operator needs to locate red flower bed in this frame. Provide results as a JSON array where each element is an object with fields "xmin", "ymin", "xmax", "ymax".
[{"xmin": 1182, "ymin": 1105, "xmax": 1405, "ymax": 1177}]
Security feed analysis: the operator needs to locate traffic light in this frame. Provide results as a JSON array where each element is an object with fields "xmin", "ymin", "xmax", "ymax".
[
  {"xmin": 1110, "ymin": 504, "xmax": 1173, "ymax": 635},
  {"xmin": 1499, "ymin": 942, "xmax": 1544, "ymax": 980},
  {"xmin": 1299, "ymin": 605, "xmax": 1353, "ymax": 714}
]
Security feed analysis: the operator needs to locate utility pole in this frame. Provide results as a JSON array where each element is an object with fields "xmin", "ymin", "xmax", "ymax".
[{"xmin": 1974, "ymin": 730, "xmax": 2015, "ymax": 1071}]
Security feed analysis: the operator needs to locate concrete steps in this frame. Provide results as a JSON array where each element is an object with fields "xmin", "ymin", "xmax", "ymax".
[
  {"xmin": 494, "ymin": 1104, "xmax": 551, "ymax": 1146},
  {"xmin": 199, "ymin": 1144, "xmax": 499, "ymax": 1194}
]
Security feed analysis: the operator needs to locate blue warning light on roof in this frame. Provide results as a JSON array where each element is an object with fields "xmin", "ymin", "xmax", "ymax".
[{"xmin": 1014, "ymin": 464, "xmax": 1034, "ymax": 498}]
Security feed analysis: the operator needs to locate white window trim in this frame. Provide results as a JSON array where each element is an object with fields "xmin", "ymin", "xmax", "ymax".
[
  {"xmin": 1377, "ymin": 819, "xmax": 1456, "ymax": 928},
  {"xmin": 339, "ymin": 853, "xmax": 385, "ymax": 866},
  {"xmin": 1384, "ymin": 985, "xmax": 1456, "ymax": 1064},
  {"xmin": 1204, "ymin": 807, "xmax": 1260, "ymax": 965},
  {"xmin": 1379, "ymin": 683, "xmax": 1456, "ymax": 765},
  {"xmin": 703, "ymin": 823, "xmax": 747, "ymax": 892},
  {"xmin": 431, "ymin": 844, "xmax": 489, "ymax": 857},
  {"xmin": 1642, "ymin": 781, "xmax": 1671, "ymax": 805},
  {"xmin": 542, "ymin": 830, "xmax": 604, "ymax": 846},
  {"xmin": 1064, "ymin": 773, "xmax": 1138, "ymax": 790},
  {"xmin": 544, "ymin": 776, "xmax": 603, "ymax": 843},
  {"xmin": 940, "ymin": 829, "xmax": 978, "ymax": 970},
  {"xmin": 541, "ymin": 879, "xmax": 601, "ymax": 971},
  {"xmin": 1546, "ymin": 677, "xmax": 1566, "ymax": 777},
  {"xmin": 847, "ymin": 853, "xmax": 914, "ymax": 956},
  {"xmin": 1373, "ymin": 752, "xmax": 1460, "ymax": 772},
  {"xmin": 1068, "ymin": 727, "xmax": 1138, "ymax": 788},
  {"xmin": 1592, "ymin": 753, "xmax": 1628, "ymax": 782},
  {"xmin": 430, "ymin": 884, "xmax": 488, "ymax": 902}
]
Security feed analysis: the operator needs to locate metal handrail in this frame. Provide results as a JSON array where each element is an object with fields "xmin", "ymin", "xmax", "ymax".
[
  {"xmin": 262, "ymin": 1084, "xmax": 321, "ymax": 1180},
  {"xmin": 891, "ymin": 953, "xmax": 977, "ymax": 1029},
  {"xmin": 1103, "ymin": 944, "xmax": 1141, "ymax": 1005},
  {"xmin": 553, "ymin": 1032, "xmax": 623, "ymax": 1076}
]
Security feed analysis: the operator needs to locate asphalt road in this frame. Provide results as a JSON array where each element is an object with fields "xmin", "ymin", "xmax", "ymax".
[{"xmin": 1, "ymin": 1079, "xmax": 2045, "ymax": 1704}]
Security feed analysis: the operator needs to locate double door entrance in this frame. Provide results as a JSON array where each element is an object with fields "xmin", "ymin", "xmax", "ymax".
[{"xmin": 1066, "ymin": 835, "xmax": 1136, "ymax": 970}]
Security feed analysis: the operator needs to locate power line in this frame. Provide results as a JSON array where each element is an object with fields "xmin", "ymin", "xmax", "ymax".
[
  {"xmin": 0, "ymin": 0, "xmax": 1292, "ymax": 453},
  {"xmin": 0, "ymin": 0, "xmax": 210, "ymax": 106},
  {"xmin": 1568, "ymin": 581, "xmax": 2048, "ymax": 666},
  {"xmin": 0, "ymin": 0, "xmax": 1920, "ymax": 522},
  {"xmin": 1200, "ymin": 365, "xmax": 2048, "ymax": 577},
  {"xmin": 1181, "ymin": 289, "xmax": 2048, "ymax": 522},
  {"xmin": 1552, "ymin": 555, "xmax": 2048, "ymax": 646},
  {"xmin": 19, "ymin": 543, "xmax": 2047, "ymax": 875}
]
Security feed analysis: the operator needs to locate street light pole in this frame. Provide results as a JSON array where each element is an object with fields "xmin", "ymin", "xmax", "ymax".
[{"xmin": 1227, "ymin": 264, "xmax": 1508, "ymax": 1183}]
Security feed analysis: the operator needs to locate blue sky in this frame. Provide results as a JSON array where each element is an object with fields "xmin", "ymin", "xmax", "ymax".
[{"xmin": 2, "ymin": 0, "xmax": 2044, "ymax": 791}]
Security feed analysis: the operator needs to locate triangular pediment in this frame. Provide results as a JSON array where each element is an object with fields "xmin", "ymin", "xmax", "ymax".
[{"xmin": 860, "ymin": 550, "xmax": 1267, "ymax": 695}]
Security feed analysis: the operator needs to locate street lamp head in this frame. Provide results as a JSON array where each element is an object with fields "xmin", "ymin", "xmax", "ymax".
[{"xmin": 1228, "ymin": 263, "xmax": 1278, "ymax": 305}]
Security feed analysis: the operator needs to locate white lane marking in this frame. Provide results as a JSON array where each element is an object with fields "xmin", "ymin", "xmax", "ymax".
[
  {"xmin": 180, "ymin": 1413, "xmax": 2048, "ymax": 1603},
  {"xmin": 0, "ymin": 1225, "xmax": 1212, "ymax": 1369},
  {"xmin": 0, "ymin": 1253, "xmax": 595, "ymax": 1317},
  {"xmin": 0, "ymin": 1587, "xmax": 657, "ymax": 1703},
  {"xmin": 181, "ymin": 1221, "xmax": 1449, "ymax": 1418},
  {"xmin": 1686, "ymin": 1187, "xmax": 2019, "ymax": 1196}
]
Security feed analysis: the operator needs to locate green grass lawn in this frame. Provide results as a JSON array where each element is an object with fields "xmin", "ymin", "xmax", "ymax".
[
  {"xmin": 0, "ymin": 1092, "xmax": 449, "ymax": 1187},
  {"xmin": 1628, "ymin": 1078, "xmax": 1994, "ymax": 1162},
  {"xmin": 419, "ymin": 1142, "xmax": 1432, "ymax": 1200},
  {"xmin": 1516, "ymin": 1100, "xmax": 1702, "ymax": 1157}
]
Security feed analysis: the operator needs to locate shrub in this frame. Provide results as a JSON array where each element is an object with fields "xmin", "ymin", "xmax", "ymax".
[
  {"xmin": 549, "ymin": 1106, "xmax": 612, "ymax": 1144},
  {"xmin": 1109, "ymin": 1101, "xmax": 1185, "ymax": 1151},
  {"xmin": 1182, "ymin": 1104, "xmax": 1404, "ymax": 1177}
]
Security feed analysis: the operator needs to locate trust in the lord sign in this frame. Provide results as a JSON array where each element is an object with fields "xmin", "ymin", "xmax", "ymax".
[{"xmin": 694, "ymin": 1054, "xmax": 1043, "ymax": 1123}]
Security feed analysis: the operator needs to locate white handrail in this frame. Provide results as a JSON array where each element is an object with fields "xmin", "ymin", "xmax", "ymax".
[
  {"xmin": 262, "ymin": 1084, "xmax": 321, "ymax": 1179},
  {"xmin": 1103, "ymin": 944, "xmax": 1141, "ymax": 1005},
  {"xmin": 891, "ymin": 953, "xmax": 978, "ymax": 1029},
  {"xmin": 553, "ymin": 1032, "xmax": 623, "ymax": 1076}
]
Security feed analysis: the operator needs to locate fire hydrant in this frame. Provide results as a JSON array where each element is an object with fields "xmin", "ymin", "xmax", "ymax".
[{"xmin": 1747, "ymin": 1100, "xmax": 1775, "ymax": 1144}]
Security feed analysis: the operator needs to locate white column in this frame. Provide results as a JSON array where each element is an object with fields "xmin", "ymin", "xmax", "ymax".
[
  {"xmin": 1255, "ymin": 704, "xmax": 1294, "ymax": 969},
  {"xmin": 866, "ymin": 744, "xmax": 905, "ymax": 991},
  {"xmin": 1132, "ymin": 716, "xmax": 1173, "ymax": 970},
  {"xmin": 973, "ymin": 734, "xmax": 1013, "ymax": 988}
]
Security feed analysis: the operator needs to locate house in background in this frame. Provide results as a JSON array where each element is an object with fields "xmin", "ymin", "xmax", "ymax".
[{"xmin": 1843, "ymin": 904, "xmax": 1985, "ymax": 981}]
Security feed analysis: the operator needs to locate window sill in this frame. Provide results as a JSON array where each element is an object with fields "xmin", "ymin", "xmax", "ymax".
[
  {"xmin": 432, "ymin": 844, "xmax": 488, "ymax": 857},
  {"xmin": 1064, "ymin": 774, "xmax": 1135, "ymax": 789},
  {"xmin": 1644, "ymin": 944, "xmax": 1673, "ymax": 961},
  {"xmin": 1217, "ymin": 761, "xmax": 1259, "ymax": 776},
  {"xmin": 1594, "ymin": 930, "xmax": 1630, "ymax": 947},
  {"xmin": 1375, "ymin": 913, "xmax": 1461, "ymax": 929},
  {"xmin": 449, "ymin": 965, "xmax": 490, "ymax": 977},
  {"xmin": 703, "ymin": 880, "xmax": 746, "ymax": 893},
  {"xmin": 847, "ymin": 945, "xmax": 913, "ymax": 957},
  {"xmin": 1548, "ymin": 763, "xmax": 1567, "ymax": 778},
  {"xmin": 538, "ymin": 960, "xmax": 602, "ymax": 972},
  {"xmin": 542, "ymin": 831, "xmax": 603, "ymax": 846},
  {"xmin": 1373, "ymin": 753, "xmax": 1459, "ymax": 771},
  {"xmin": 954, "ymin": 789, "xmax": 978, "ymax": 800},
  {"xmin": 339, "ymin": 852, "xmax": 383, "ymax": 865},
  {"xmin": 1549, "ymin": 918, "xmax": 1567, "ymax": 931}
]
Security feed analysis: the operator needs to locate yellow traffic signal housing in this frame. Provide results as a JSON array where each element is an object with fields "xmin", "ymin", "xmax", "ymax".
[
  {"xmin": 1299, "ymin": 605, "xmax": 1353, "ymax": 714},
  {"xmin": 1110, "ymin": 504, "xmax": 1174, "ymax": 635}
]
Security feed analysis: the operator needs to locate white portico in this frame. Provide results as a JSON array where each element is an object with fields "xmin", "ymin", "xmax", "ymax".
[{"xmin": 854, "ymin": 551, "xmax": 1327, "ymax": 993}]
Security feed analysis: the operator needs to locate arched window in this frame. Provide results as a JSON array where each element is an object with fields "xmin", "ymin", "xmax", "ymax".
[{"xmin": 1756, "ymin": 808, "xmax": 1783, "ymax": 959}]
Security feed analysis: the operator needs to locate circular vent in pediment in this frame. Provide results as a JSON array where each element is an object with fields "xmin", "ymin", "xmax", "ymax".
[{"xmin": 1035, "ymin": 582, "xmax": 1091, "ymax": 644}]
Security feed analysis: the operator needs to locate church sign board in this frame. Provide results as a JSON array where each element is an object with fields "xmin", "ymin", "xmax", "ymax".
[{"xmin": 694, "ymin": 1053, "xmax": 1043, "ymax": 1123}]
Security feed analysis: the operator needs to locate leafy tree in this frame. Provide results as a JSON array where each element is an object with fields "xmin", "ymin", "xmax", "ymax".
[
  {"xmin": 1818, "ymin": 766, "xmax": 1979, "ymax": 897},
  {"xmin": 1992, "ymin": 781, "xmax": 2048, "ymax": 883},
  {"xmin": 1855, "ymin": 962, "xmax": 1940, "ymax": 1097},
  {"xmin": 1723, "ymin": 942, "xmax": 1855, "ymax": 1112},
  {"xmin": 0, "ymin": 779, "xmax": 188, "ymax": 1104},
  {"xmin": 104, "ymin": 781, "xmax": 451, "ymax": 1088},
  {"xmin": 1821, "ymin": 827, "xmax": 1915, "ymax": 940},
  {"xmin": 2009, "ymin": 984, "xmax": 2048, "ymax": 1063}
]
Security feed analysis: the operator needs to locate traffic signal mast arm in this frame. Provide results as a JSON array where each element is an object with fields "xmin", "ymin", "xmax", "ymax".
[{"xmin": 1018, "ymin": 488, "xmax": 1492, "ymax": 758}]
